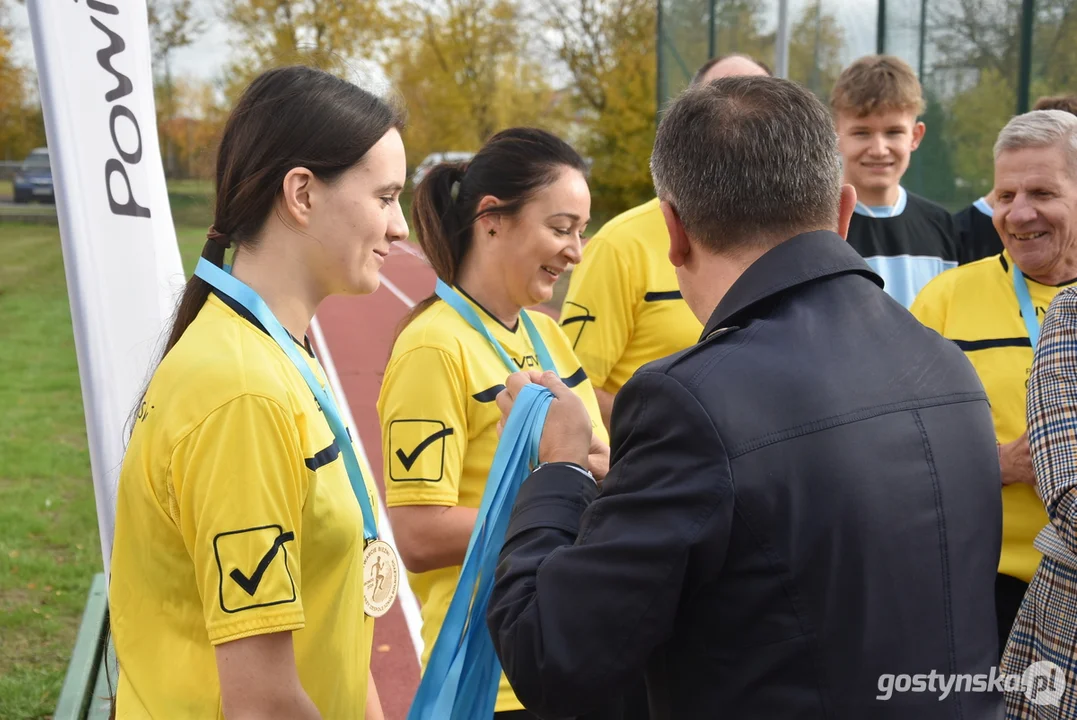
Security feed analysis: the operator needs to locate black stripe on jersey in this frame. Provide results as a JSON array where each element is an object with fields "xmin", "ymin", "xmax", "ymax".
[
  {"xmin": 644, "ymin": 290, "xmax": 683, "ymax": 302},
  {"xmin": 305, "ymin": 441, "xmax": 341, "ymax": 471},
  {"xmin": 952, "ymin": 337, "xmax": 1030, "ymax": 352},
  {"xmin": 561, "ymin": 313, "xmax": 597, "ymax": 326},
  {"xmin": 472, "ymin": 385, "xmax": 506, "ymax": 404},
  {"xmin": 562, "ymin": 367, "xmax": 588, "ymax": 388},
  {"xmin": 472, "ymin": 369, "xmax": 588, "ymax": 403}
]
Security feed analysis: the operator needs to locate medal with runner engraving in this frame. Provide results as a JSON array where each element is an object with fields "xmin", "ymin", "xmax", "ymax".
[{"xmin": 363, "ymin": 539, "xmax": 399, "ymax": 618}]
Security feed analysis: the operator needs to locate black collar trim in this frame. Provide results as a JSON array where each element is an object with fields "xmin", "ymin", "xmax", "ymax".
[
  {"xmin": 211, "ymin": 289, "xmax": 315, "ymax": 358},
  {"xmin": 999, "ymin": 254, "xmax": 1077, "ymax": 287},
  {"xmin": 455, "ymin": 284, "xmax": 520, "ymax": 333}
]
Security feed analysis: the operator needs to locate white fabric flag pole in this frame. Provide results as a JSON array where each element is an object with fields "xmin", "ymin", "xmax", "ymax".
[{"xmin": 27, "ymin": 0, "xmax": 186, "ymax": 580}]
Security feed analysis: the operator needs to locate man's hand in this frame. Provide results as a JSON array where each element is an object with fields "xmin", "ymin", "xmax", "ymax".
[
  {"xmin": 497, "ymin": 371, "xmax": 592, "ymax": 468},
  {"xmin": 1000, "ymin": 432, "xmax": 1036, "ymax": 487},
  {"xmin": 588, "ymin": 434, "xmax": 610, "ymax": 482}
]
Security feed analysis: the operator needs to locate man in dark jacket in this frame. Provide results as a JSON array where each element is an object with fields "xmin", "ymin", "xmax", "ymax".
[{"xmin": 487, "ymin": 76, "xmax": 1004, "ymax": 719}]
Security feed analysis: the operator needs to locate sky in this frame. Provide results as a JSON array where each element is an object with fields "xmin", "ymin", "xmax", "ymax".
[
  {"xmin": 10, "ymin": 1, "xmax": 232, "ymax": 81},
  {"xmin": 10, "ymin": 0, "xmax": 890, "ymax": 87}
]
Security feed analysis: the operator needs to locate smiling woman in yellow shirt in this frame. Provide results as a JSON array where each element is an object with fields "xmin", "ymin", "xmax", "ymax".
[
  {"xmin": 377, "ymin": 128, "xmax": 611, "ymax": 719},
  {"xmin": 108, "ymin": 66, "xmax": 408, "ymax": 719}
]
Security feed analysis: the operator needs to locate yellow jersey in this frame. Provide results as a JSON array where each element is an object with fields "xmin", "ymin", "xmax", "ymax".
[
  {"xmin": 559, "ymin": 198, "xmax": 702, "ymax": 393},
  {"xmin": 110, "ymin": 291, "xmax": 378, "ymax": 718},
  {"xmin": 911, "ymin": 252, "xmax": 1077, "ymax": 583},
  {"xmin": 378, "ymin": 289, "xmax": 607, "ymax": 713}
]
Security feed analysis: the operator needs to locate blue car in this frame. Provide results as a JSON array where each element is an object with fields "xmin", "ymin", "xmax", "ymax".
[{"xmin": 13, "ymin": 148, "xmax": 54, "ymax": 204}]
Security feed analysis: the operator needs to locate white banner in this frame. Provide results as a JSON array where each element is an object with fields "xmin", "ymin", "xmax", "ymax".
[{"xmin": 27, "ymin": 0, "xmax": 186, "ymax": 578}]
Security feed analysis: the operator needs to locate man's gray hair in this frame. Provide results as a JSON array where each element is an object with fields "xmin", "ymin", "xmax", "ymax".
[
  {"xmin": 994, "ymin": 109, "xmax": 1077, "ymax": 176},
  {"xmin": 650, "ymin": 76, "xmax": 842, "ymax": 253}
]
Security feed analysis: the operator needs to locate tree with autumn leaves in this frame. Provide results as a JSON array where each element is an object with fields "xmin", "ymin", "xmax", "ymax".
[
  {"xmin": 0, "ymin": 0, "xmax": 45, "ymax": 162},
  {"xmin": 8, "ymin": 0, "xmax": 1077, "ymax": 214},
  {"xmin": 163, "ymin": 0, "xmax": 662, "ymax": 217}
]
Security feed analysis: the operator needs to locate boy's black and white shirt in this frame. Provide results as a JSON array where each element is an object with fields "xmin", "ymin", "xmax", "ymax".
[
  {"xmin": 953, "ymin": 197, "xmax": 1003, "ymax": 265},
  {"xmin": 846, "ymin": 187, "xmax": 961, "ymax": 308}
]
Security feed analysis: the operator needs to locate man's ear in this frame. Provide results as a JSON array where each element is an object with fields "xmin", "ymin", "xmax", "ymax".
[
  {"xmin": 661, "ymin": 200, "xmax": 691, "ymax": 268},
  {"xmin": 838, "ymin": 184, "xmax": 857, "ymax": 240},
  {"xmin": 910, "ymin": 121, "xmax": 927, "ymax": 152},
  {"xmin": 281, "ymin": 167, "xmax": 315, "ymax": 229}
]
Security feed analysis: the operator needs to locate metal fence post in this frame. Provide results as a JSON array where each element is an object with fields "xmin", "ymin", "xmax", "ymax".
[
  {"xmin": 1017, "ymin": 0, "xmax": 1035, "ymax": 114},
  {"xmin": 877, "ymin": 0, "xmax": 887, "ymax": 54},
  {"xmin": 776, "ymin": 0, "xmax": 790, "ymax": 78}
]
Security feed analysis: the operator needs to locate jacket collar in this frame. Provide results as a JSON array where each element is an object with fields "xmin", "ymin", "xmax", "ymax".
[{"xmin": 701, "ymin": 230, "xmax": 883, "ymax": 340}]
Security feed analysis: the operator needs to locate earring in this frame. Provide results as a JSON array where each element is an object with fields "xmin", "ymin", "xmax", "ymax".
[{"xmin": 488, "ymin": 229, "xmax": 497, "ymax": 237}]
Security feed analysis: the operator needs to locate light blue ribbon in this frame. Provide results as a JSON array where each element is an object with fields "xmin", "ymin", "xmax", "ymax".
[
  {"xmin": 435, "ymin": 279, "xmax": 556, "ymax": 373},
  {"xmin": 407, "ymin": 383, "xmax": 553, "ymax": 720},
  {"xmin": 1013, "ymin": 268, "xmax": 1041, "ymax": 351},
  {"xmin": 194, "ymin": 258, "xmax": 378, "ymax": 540}
]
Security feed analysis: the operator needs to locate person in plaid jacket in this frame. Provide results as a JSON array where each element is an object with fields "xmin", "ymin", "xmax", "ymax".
[{"xmin": 1004, "ymin": 112, "xmax": 1077, "ymax": 715}]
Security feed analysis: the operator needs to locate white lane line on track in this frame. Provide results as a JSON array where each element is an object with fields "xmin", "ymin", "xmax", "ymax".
[
  {"xmin": 391, "ymin": 241, "xmax": 429, "ymax": 263},
  {"xmin": 378, "ymin": 272, "xmax": 417, "ymax": 309},
  {"xmin": 310, "ymin": 315, "xmax": 425, "ymax": 661}
]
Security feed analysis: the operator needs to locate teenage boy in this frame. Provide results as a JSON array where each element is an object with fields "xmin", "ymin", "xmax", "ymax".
[{"xmin": 831, "ymin": 55, "xmax": 960, "ymax": 308}]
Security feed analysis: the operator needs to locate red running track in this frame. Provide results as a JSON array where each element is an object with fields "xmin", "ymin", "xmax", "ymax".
[
  {"xmin": 311, "ymin": 242, "xmax": 562, "ymax": 719},
  {"xmin": 313, "ymin": 244, "xmax": 433, "ymax": 720}
]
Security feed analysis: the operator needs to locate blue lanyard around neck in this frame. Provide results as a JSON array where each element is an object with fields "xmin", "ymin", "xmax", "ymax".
[
  {"xmin": 1013, "ymin": 267, "xmax": 1041, "ymax": 351},
  {"xmin": 434, "ymin": 279, "xmax": 556, "ymax": 373},
  {"xmin": 194, "ymin": 258, "xmax": 378, "ymax": 541}
]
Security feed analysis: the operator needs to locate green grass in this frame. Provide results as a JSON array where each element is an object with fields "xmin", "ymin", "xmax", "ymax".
[
  {"xmin": 167, "ymin": 178, "xmax": 214, "ymax": 229},
  {"xmin": 176, "ymin": 226, "xmax": 210, "ymax": 269},
  {"xmin": 0, "ymin": 221, "xmax": 206, "ymax": 719},
  {"xmin": 0, "ymin": 179, "xmax": 13, "ymax": 200},
  {"xmin": 0, "ymin": 206, "xmax": 57, "ymax": 218},
  {"xmin": 0, "ymin": 224, "xmax": 109, "ymax": 719}
]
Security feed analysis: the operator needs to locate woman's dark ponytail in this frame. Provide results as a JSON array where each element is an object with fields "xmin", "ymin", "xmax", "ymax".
[
  {"xmin": 397, "ymin": 162, "xmax": 470, "ymax": 333},
  {"xmin": 413, "ymin": 162, "xmax": 469, "ymax": 284},
  {"xmin": 162, "ymin": 229, "xmax": 229, "ymax": 359}
]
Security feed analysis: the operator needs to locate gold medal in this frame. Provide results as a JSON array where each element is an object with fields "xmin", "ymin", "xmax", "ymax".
[{"xmin": 363, "ymin": 540, "xmax": 399, "ymax": 618}]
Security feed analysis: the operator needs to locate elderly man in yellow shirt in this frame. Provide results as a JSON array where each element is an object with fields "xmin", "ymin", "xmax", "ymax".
[{"xmin": 911, "ymin": 108, "xmax": 1077, "ymax": 661}]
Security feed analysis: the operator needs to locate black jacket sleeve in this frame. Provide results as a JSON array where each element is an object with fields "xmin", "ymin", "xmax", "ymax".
[{"xmin": 486, "ymin": 370, "xmax": 734, "ymax": 719}]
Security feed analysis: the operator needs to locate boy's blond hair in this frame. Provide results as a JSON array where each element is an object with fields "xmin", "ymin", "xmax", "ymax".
[
  {"xmin": 831, "ymin": 55, "xmax": 925, "ymax": 118},
  {"xmin": 1034, "ymin": 94, "xmax": 1077, "ymax": 116}
]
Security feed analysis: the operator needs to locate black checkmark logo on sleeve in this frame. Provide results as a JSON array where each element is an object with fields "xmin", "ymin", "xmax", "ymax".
[
  {"xmin": 230, "ymin": 530, "xmax": 295, "ymax": 596},
  {"xmin": 396, "ymin": 428, "xmax": 455, "ymax": 471}
]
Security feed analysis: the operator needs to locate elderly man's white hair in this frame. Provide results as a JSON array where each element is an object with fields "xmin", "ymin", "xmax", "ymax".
[{"xmin": 994, "ymin": 109, "xmax": 1077, "ymax": 176}]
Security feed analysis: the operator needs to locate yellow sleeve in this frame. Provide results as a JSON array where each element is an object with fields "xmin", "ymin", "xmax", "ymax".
[
  {"xmin": 379, "ymin": 345, "xmax": 468, "ymax": 508},
  {"xmin": 169, "ymin": 394, "xmax": 308, "ymax": 645},
  {"xmin": 909, "ymin": 272, "xmax": 953, "ymax": 334},
  {"xmin": 560, "ymin": 235, "xmax": 637, "ymax": 389}
]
